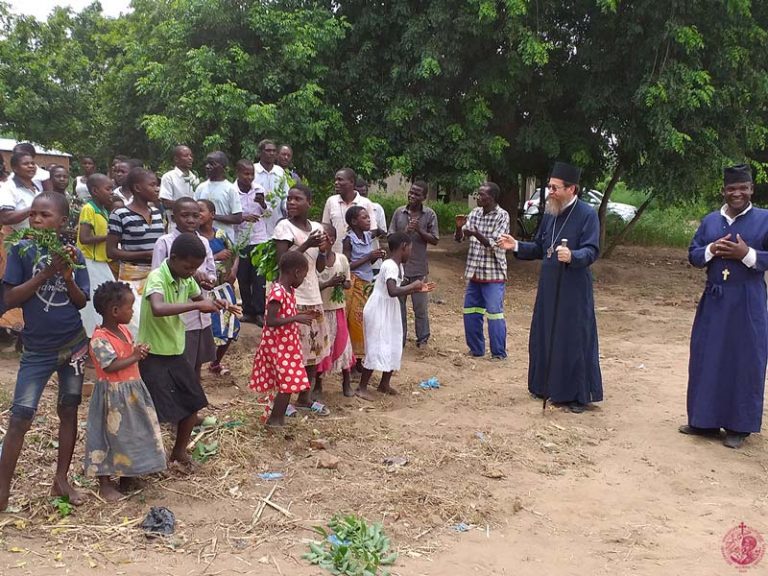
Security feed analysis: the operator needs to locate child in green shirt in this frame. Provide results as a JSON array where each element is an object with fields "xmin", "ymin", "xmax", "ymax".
[{"xmin": 138, "ymin": 233, "xmax": 225, "ymax": 470}]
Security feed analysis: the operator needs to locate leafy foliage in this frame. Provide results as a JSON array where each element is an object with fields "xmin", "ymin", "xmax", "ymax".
[
  {"xmin": 304, "ymin": 514, "xmax": 397, "ymax": 576},
  {"xmin": 2, "ymin": 0, "xmax": 768, "ymax": 253},
  {"xmin": 331, "ymin": 285, "xmax": 345, "ymax": 304},
  {"xmin": 250, "ymin": 239, "xmax": 278, "ymax": 282},
  {"xmin": 3, "ymin": 228, "xmax": 84, "ymax": 269},
  {"xmin": 191, "ymin": 440, "xmax": 219, "ymax": 464},
  {"xmin": 50, "ymin": 496, "xmax": 73, "ymax": 518}
]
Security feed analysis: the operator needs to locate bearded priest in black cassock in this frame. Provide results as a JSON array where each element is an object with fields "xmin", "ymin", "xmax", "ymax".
[{"xmin": 497, "ymin": 161, "xmax": 602, "ymax": 413}]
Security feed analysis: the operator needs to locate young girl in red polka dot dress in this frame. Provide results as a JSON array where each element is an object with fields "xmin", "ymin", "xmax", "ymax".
[{"xmin": 249, "ymin": 251, "xmax": 322, "ymax": 427}]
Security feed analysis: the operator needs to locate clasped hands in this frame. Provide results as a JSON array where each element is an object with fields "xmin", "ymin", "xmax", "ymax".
[{"xmin": 710, "ymin": 233, "xmax": 749, "ymax": 260}]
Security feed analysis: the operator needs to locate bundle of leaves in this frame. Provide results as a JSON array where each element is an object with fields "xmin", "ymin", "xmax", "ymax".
[
  {"xmin": 304, "ymin": 514, "xmax": 397, "ymax": 576},
  {"xmin": 50, "ymin": 496, "xmax": 73, "ymax": 518},
  {"xmin": 250, "ymin": 239, "xmax": 279, "ymax": 282},
  {"xmin": 3, "ymin": 228, "xmax": 83, "ymax": 269},
  {"xmin": 331, "ymin": 285, "xmax": 345, "ymax": 303}
]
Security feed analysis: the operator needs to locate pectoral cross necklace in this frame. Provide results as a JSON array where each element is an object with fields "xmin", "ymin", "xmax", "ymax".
[
  {"xmin": 722, "ymin": 268, "xmax": 730, "ymax": 281},
  {"xmin": 547, "ymin": 205, "xmax": 575, "ymax": 258}
]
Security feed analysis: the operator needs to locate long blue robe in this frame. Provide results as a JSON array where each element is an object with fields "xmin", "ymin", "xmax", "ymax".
[
  {"xmin": 687, "ymin": 207, "xmax": 768, "ymax": 433},
  {"xmin": 517, "ymin": 199, "xmax": 603, "ymax": 404}
]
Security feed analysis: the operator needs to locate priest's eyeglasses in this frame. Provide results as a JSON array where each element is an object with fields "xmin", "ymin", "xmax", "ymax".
[{"xmin": 547, "ymin": 184, "xmax": 573, "ymax": 193}]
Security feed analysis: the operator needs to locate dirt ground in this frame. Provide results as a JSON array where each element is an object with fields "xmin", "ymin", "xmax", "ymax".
[{"xmin": 0, "ymin": 242, "xmax": 765, "ymax": 576}]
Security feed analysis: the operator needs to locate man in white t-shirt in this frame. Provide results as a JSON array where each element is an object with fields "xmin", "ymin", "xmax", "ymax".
[
  {"xmin": 253, "ymin": 139, "xmax": 288, "ymax": 236},
  {"xmin": 322, "ymin": 168, "xmax": 378, "ymax": 253},
  {"xmin": 194, "ymin": 151, "xmax": 243, "ymax": 242},
  {"xmin": 160, "ymin": 145, "xmax": 200, "ymax": 230}
]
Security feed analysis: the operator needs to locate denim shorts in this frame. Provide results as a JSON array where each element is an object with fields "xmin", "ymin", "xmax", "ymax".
[{"xmin": 11, "ymin": 333, "xmax": 88, "ymax": 420}]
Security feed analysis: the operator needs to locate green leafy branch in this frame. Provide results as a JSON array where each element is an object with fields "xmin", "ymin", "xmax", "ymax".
[
  {"xmin": 4, "ymin": 228, "xmax": 84, "ymax": 270},
  {"xmin": 250, "ymin": 239, "xmax": 279, "ymax": 282},
  {"xmin": 304, "ymin": 514, "xmax": 397, "ymax": 576},
  {"xmin": 331, "ymin": 285, "xmax": 345, "ymax": 303}
]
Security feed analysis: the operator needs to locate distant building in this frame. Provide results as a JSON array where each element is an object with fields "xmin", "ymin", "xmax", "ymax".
[{"xmin": 0, "ymin": 138, "xmax": 72, "ymax": 172}]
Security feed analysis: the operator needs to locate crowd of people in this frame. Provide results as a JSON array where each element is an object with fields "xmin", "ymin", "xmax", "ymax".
[
  {"xmin": 0, "ymin": 140, "xmax": 440, "ymax": 508},
  {"xmin": 0, "ymin": 142, "xmax": 763, "ymax": 514}
]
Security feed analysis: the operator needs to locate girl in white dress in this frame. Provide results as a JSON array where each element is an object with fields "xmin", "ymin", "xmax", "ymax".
[{"xmin": 356, "ymin": 232, "xmax": 435, "ymax": 400}]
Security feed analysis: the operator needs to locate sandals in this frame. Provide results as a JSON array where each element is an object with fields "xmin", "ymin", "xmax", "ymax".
[
  {"xmin": 208, "ymin": 363, "xmax": 231, "ymax": 376},
  {"xmin": 296, "ymin": 401, "xmax": 331, "ymax": 417}
]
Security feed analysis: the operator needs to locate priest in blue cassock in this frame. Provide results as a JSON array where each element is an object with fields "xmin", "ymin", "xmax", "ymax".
[
  {"xmin": 497, "ymin": 161, "xmax": 602, "ymax": 413},
  {"xmin": 680, "ymin": 164, "xmax": 768, "ymax": 449}
]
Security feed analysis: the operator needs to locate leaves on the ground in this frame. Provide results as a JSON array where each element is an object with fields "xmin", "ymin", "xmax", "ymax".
[{"xmin": 303, "ymin": 514, "xmax": 397, "ymax": 576}]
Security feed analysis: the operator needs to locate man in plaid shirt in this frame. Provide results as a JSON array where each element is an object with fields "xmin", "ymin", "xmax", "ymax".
[{"xmin": 454, "ymin": 182, "xmax": 510, "ymax": 359}]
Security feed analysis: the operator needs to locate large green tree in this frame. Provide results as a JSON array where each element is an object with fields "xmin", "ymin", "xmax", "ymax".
[
  {"xmin": 2, "ymin": 0, "xmax": 768, "ymax": 255},
  {"xmin": 0, "ymin": 2, "xmax": 120, "ymax": 161},
  {"xmin": 336, "ymin": 0, "xmax": 605, "ymax": 217},
  {"xmin": 122, "ymin": 0, "xmax": 351, "ymax": 180}
]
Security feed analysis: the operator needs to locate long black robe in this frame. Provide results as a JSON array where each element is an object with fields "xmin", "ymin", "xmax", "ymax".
[
  {"xmin": 687, "ymin": 207, "xmax": 768, "ymax": 433},
  {"xmin": 517, "ymin": 199, "xmax": 603, "ymax": 404}
]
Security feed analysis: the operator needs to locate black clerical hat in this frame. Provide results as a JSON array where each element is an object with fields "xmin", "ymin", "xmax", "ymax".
[
  {"xmin": 550, "ymin": 161, "xmax": 582, "ymax": 185},
  {"xmin": 724, "ymin": 164, "xmax": 752, "ymax": 185}
]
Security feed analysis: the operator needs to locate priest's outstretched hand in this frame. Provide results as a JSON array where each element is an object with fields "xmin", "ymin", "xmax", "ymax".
[
  {"xmin": 497, "ymin": 233, "xmax": 517, "ymax": 251},
  {"xmin": 712, "ymin": 233, "xmax": 749, "ymax": 260}
]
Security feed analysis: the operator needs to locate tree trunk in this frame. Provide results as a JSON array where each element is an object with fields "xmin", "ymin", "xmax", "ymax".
[
  {"xmin": 491, "ymin": 171, "xmax": 520, "ymax": 235},
  {"xmin": 603, "ymin": 189, "xmax": 656, "ymax": 258},
  {"xmin": 597, "ymin": 162, "xmax": 625, "ymax": 254}
]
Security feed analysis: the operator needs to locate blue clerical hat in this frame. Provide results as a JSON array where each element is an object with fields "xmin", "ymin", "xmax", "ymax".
[
  {"xmin": 724, "ymin": 164, "xmax": 752, "ymax": 185},
  {"xmin": 550, "ymin": 162, "xmax": 582, "ymax": 185}
]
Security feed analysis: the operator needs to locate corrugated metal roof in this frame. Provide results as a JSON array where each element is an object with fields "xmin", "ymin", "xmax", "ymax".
[{"xmin": 0, "ymin": 138, "xmax": 71, "ymax": 157}]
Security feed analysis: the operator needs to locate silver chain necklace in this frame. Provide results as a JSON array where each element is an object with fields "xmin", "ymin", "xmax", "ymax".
[{"xmin": 546, "ymin": 201, "xmax": 576, "ymax": 258}]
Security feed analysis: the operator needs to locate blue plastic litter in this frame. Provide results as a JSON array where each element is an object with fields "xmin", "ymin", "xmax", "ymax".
[
  {"xmin": 452, "ymin": 522, "xmax": 471, "ymax": 532},
  {"xmin": 418, "ymin": 377, "xmax": 440, "ymax": 390},
  {"xmin": 327, "ymin": 534, "xmax": 350, "ymax": 547},
  {"xmin": 258, "ymin": 472, "xmax": 284, "ymax": 481}
]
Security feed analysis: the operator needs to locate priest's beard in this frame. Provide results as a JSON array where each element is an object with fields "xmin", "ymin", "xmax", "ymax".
[{"xmin": 545, "ymin": 195, "xmax": 567, "ymax": 216}]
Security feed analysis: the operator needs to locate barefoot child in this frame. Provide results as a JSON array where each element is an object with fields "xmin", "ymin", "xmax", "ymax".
[
  {"xmin": 249, "ymin": 251, "xmax": 322, "ymax": 426},
  {"xmin": 138, "ymin": 233, "xmax": 225, "ymax": 469},
  {"xmin": 356, "ymin": 232, "xmax": 435, "ymax": 400},
  {"xmin": 343, "ymin": 205, "xmax": 386, "ymax": 371},
  {"xmin": 273, "ymin": 184, "xmax": 331, "ymax": 414},
  {"xmin": 85, "ymin": 281, "xmax": 166, "ymax": 500},
  {"xmin": 0, "ymin": 193, "xmax": 90, "ymax": 509},
  {"xmin": 316, "ymin": 224, "xmax": 355, "ymax": 398},
  {"xmin": 78, "ymin": 173, "xmax": 116, "ymax": 336},
  {"xmin": 197, "ymin": 199, "xmax": 240, "ymax": 375}
]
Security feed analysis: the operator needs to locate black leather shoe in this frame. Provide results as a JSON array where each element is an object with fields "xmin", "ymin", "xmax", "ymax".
[
  {"xmin": 678, "ymin": 425, "xmax": 720, "ymax": 436},
  {"xmin": 723, "ymin": 431, "xmax": 749, "ymax": 449},
  {"xmin": 568, "ymin": 402, "xmax": 586, "ymax": 414}
]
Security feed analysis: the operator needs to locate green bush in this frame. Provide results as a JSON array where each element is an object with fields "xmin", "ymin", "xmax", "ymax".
[
  {"xmin": 604, "ymin": 196, "xmax": 711, "ymax": 248},
  {"xmin": 370, "ymin": 193, "xmax": 467, "ymax": 233}
]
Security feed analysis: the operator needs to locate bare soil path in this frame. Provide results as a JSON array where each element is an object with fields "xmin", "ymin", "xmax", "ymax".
[{"xmin": 0, "ymin": 244, "xmax": 764, "ymax": 576}]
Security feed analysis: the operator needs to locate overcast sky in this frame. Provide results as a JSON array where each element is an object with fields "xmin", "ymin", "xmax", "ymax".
[{"xmin": 8, "ymin": 0, "xmax": 131, "ymax": 20}]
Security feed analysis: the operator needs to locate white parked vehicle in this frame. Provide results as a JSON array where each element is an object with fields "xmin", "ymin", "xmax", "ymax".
[{"xmin": 523, "ymin": 188, "xmax": 637, "ymax": 222}]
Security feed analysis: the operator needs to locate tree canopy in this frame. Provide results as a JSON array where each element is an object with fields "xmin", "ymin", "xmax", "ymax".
[{"xmin": 1, "ymin": 0, "xmax": 767, "ymax": 242}]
